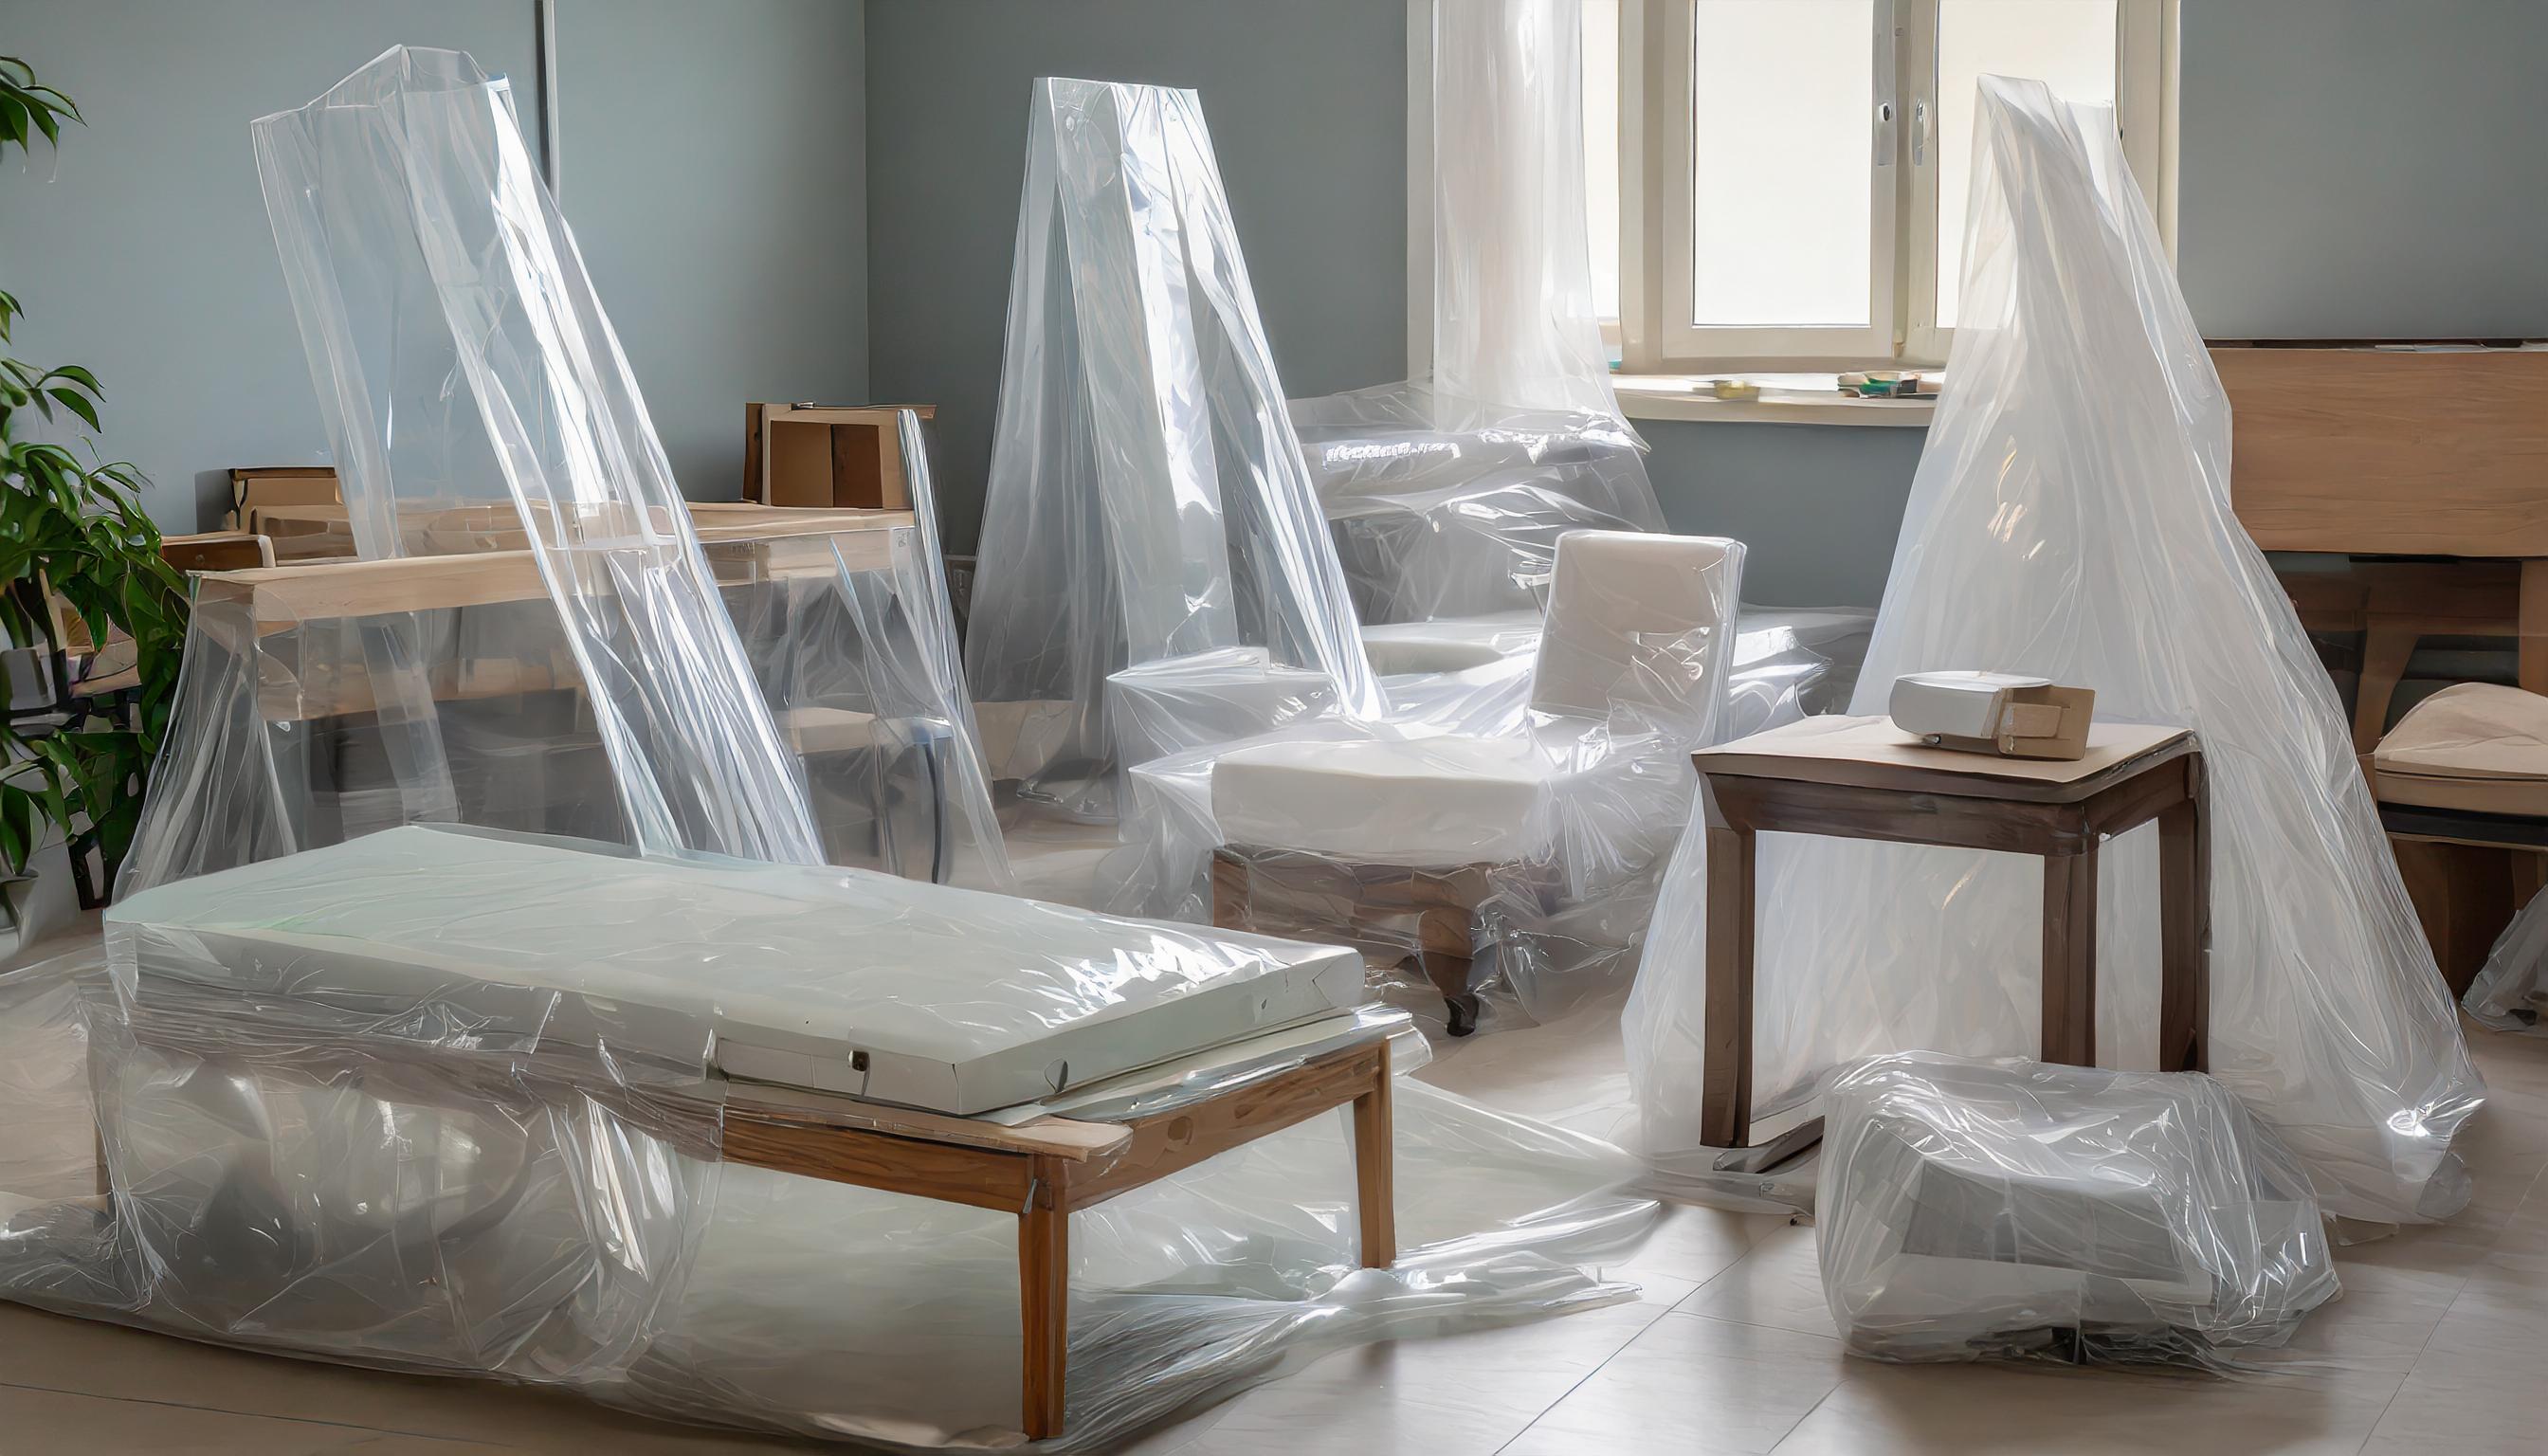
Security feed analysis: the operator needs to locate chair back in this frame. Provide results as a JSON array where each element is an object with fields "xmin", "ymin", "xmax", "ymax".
[{"xmin": 1527, "ymin": 531, "xmax": 1744, "ymax": 736}]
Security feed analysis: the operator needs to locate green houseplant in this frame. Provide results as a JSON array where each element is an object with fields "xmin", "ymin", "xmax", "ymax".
[{"xmin": 0, "ymin": 53, "xmax": 188, "ymax": 906}]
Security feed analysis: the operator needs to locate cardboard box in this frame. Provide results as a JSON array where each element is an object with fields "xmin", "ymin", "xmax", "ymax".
[{"xmin": 744, "ymin": 402, "xmax": 937, "ymax": 510}]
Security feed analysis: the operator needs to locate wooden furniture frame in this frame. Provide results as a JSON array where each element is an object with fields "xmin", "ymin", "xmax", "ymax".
[
  {"xmin": 194, "ymin": 511, "xmax": 911, "ymax": 723},
  {"xmin": 745, "ymin": 403, "xmax": 937, "ymax": 510},
  {"xmin": 1691, "ymin": 723, "xmax": 2209, "ymax": 1169},
  {"xmin": 1210, "ymin": 847, "xmax": 1504, "ymax": 1034},
  {"xmin": 721, "ymin": 1036, "xmax": 1396, "ymax": 1440},
  {"xmin": 2217, "ymin": 341, "xmax": 2548, "ymax": 985}
]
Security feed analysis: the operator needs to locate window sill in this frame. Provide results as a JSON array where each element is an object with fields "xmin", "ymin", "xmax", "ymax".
[{"xmin": 1613, "ymin": 372, "xmax": 1937, "ymax": 428}]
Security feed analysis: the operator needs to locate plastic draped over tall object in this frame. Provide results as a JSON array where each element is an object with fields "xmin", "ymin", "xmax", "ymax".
[
  {"xmin": 965, "ymin": 78, "xmax": 1383, "ymax": 825},
  {"xmin": 1289, "ymin": 0, "xmax": 1668, "ymax": 662},
  {"xmin": 211, "ymin": 47, "xmax": 1011, "ymax": 895},
  {"xmin": 0, "ymin": 49, "xmax": 1665, "ymax": 1448},
  {"xmin": 251, "ymin": 46, "xmax": 820, "ymax": 868},
  {"xmin": 1625, "ymin": 79, "xmax": 2482, "ymax": 1226},
  {"xmin": 1818, "ymin": 1054, "xmax": 2339, "ymax": 1367}
]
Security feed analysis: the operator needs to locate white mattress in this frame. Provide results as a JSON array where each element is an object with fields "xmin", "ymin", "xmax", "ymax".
[{"xmin": 106, "ymin": 826, "xmax": 1364, "ymax": 1115}]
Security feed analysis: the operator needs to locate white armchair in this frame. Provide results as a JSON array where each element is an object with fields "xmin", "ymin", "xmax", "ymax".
[{"xmin": 1208, "ymin": 530, "xmax": 1745, "ymax": 1032}]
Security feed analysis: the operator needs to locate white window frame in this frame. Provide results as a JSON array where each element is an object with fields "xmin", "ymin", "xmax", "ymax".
[{"xmin": 1406, "ymin": 1, "xmax": 2177, "ymax": 380}]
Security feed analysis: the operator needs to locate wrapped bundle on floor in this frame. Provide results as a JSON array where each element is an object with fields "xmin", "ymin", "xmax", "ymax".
[{"xmin": 1816, "ymin": 1053, "xmax": 2339, "ymax": 1368}]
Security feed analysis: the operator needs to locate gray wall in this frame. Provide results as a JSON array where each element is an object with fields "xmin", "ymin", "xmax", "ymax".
[
  {"xmin": 558, "ymin": 0, "xmax": 868, "ymax": 500},
  {"xmin": 0, "ymin": 0, "xmax": 537, "ymax": 528},
  {"xmin": 0, "ymin": 0, "xmax": 865, "ymax": 529},
  {"xmin": 2176, "ymin": 0, "xmax": 2548, "ymax": 339},
  {"xmin": 864, "ymin": 0, "xmax": 1407, "ymax": 555}
]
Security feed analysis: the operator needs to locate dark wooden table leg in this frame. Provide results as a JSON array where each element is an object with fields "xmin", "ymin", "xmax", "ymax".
[
  {"xmin": 1699, "ymin": 780, "xmax": 1759, "ymax": 1150},
  {"xmin": 1352, "ymin": 1039, "xmax": 1395, "ymax": 1268},
  {"xmin": 1020, "ymin": 1156, "xmax": 1068, "ymax": 1440},
  {"xmin": 2040, "ymin": 842, "xmax": 2101, "ymax": 1066},
  {"xmin": 2157, "ymin": 757, "xmax": 2210, "ymax": 1072}
]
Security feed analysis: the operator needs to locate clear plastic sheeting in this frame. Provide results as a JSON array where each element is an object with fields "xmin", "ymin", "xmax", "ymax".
[
  {"xmin": 0, "ymin": 46, "xmax": 1665, "ymax": 1449},
  {"xmin": 1288, "ymin": 0, "xmax": 1689, "ymax": 706},
  {"xmin": 1625, "ymin": 80, "xmax": 2483, "ymax": 1225},
  {"xmin": 255, "ymin": 46, "xmax": 821, "ymax": 867},
  {"xmin": 1818, "ymin": 1053, "xmax": 2339, "ymax": 1368},
  {"xmin": 965, "ymin": 77, "xmax": 1382, "ymax": 826},
  {"xmin": 2467, "ymin": 889, "xmax": 2548, "ymax": 1034},
  {"xmin": 1121, "ymin": 532, "xmax": 1745, "ymax": 1035},
  {"xmin": 118, "ymin": 510, "xmax": 1014, "ymax": 895},
  {"xmin": 0, "ymin": 826, "xmax": 1655, "ymax": 1448}
]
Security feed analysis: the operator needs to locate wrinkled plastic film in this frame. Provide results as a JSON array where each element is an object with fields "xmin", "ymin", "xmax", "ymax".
[
  {"xmin": 253, "ymin": 46, "xmax": 823, "ymax": 867},
  {"xmin": 7, "ymin": 48, "xmax": 1665, "ymax": 1448},
  {"xmin": 2467, "ymin": 888, "xmax": 2548, "ymax": 1034},
  {"xmin": 1818, "ymin": 1053, "xmax": 2339, "ymax": 1368},
  {"xmin": 1115, "ymin": 532, "xmax": 1746, "ymax": 1036},
  {"xmin": 1625, "ymin": 80, "xmax": 2481, "ymax": 1225},
  {"xmin": 1284, "ymin": 0, "xmax": 1681, "ymax": 714},
  {"xmin": 6, "ymin": 820, "xmax": 1657, "ymax": 1447},
  {"xmin": 966, "ymin": 79, "xmax": 1382, "ymax": 822}
]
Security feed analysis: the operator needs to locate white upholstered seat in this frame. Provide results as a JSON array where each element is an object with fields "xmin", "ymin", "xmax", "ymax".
[{"xmin": 1210, "ymin": 532, "xmax": 1743, "ymax": 867}]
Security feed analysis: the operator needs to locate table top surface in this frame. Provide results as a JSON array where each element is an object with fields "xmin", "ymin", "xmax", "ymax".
[{"xmin": 1696, "ymin": 715, "xmax": 2193, "ymax": 800}]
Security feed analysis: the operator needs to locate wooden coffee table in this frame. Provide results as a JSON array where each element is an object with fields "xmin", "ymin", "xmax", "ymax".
[
  {"xmin": 1689, "ymin": 717, "xmax": 2208, "ymax": 1170},
  {"xmin": 720, "ymin": 1033, "xmax": 1397, "ymax": 1440}
]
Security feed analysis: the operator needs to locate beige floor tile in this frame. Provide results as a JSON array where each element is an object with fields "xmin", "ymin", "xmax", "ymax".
[
  {"xmin": 1766, "ymin": 1360, "xmax": 2400, "ymax": 1456},
  {"xmin": 1671, "ymin": 1222, "xmax": 1837, "ymax": 1338},
  {"xmin": 0, "ymin": 1382, "xmax": 519, "ymax": 1454},
  {"xmin": 1116, "ymin": 1282, "xmax": 1684, "ymax": 1456},
  {"xmin": 1498, "ymin": 1312, "xmax": 1848, "ymax": 1456},
  {"xmin": 0, "ymin": 1305, "xmax": 828, "ymax": 1453},
  {"xmin": 1587, "ymin": 1198, "xmax": 1788, "ymax": 1291},
  {"xmin": 2357, "ymin": 1342, "xmax": 2538, "ymax": 1456}
]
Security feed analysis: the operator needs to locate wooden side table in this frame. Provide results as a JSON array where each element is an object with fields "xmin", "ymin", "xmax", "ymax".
[
  {"xmin": 720, "ymin": 1034, "xmax": 1396, "ymax": 1440},
  {"xmin": 1691, "ymin": 717, "xmax": 2208, "ymax": 1169}
]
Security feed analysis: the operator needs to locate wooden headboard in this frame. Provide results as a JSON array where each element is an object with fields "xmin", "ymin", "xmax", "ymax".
[{"xmin": 2211, "ymin": 345, "xmax": 2548, "ymax": 556}]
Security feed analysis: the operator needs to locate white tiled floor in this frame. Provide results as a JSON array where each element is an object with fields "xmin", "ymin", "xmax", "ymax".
[{"xmin": 3, "ymin": 965, "xmax": 2543, "ymax": 1452}]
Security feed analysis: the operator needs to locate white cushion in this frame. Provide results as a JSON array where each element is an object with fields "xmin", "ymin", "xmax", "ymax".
[
  {"xmin": 108, "ymin": 825, "xmax": 1365, "ymax": 1116},
  {"xmin": 1358, "ymin": 611, "xmax": 1542, "ymax": 676},
  {"xmin": 1211, "ymin": 731, "xmax": 1568, "ymax": 864},
  {"xmin": 1529, "ymin": 532, "xmax": 1742, "ymax": 719}
]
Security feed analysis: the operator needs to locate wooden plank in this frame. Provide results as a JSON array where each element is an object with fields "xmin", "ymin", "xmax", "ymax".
[
  {"xmin": 1061, "ymin": 1043, "xmax": 1387, "ymax": 1211},
  {"xmin": 1019, "ymin": 1158, "xmax": 1069, "ymax": 1441},
  {"xmin": 1696, "ymin": 718, "xmax": 2192, "ymax": 804},
  {"xmin": 1698, "ymin": 809, "xmax": 1757, "ymax": 1151},
  {"xmin": 213, "ymin": 512, "xmax": 909, "ymax": 631},
  {"xmin": 719, "ymin": 1113, "xmax": 1037, "ymax": 1212},
  {"xmin": 1351, "ymin": 1040, "xmax": 1395, "ymax": 1268},
  {"xmin": 1709, "ymin": 774, "xmax": 2096, "ymax": 857},
  {"xmin": 2157, "ymin": 757, "xmax": 2211, "ymax": 1073},
  {"xmin": 2212, "ymin": 346, "xmax": 2548, "ymax": 555},
  {"xmin": 2040, "ymin": 845, "xmax": 2100, "ymax": 1066},
  {"xmin": 722, "ymin": 1081, "xmax": 1130, "ymax": 1162}
]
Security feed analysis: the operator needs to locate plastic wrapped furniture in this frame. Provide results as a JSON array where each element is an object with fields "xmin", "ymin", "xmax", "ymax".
[
  {"xmin": 119, "ymin": 508, "xmax": 1013, "ymax": 894},
  {"xmin": 1200, "ymin": 531, "xmax": 1742, "ymax": 1032},
  {"xmin": 1625, "ymin": 80, "xmax": 2481, "ymax": 1225},
  {"xmin": 0, "ymin": 48, "xmax": 1667, "ymax": 1449},
  {"xmin": 1818, "ymin": 1053, "xmax": 2339, "ymax": 1367},
  {"xmin": 965, "ymin": 77, "xmax": 1382, "ymax": 826},
  {"xmin": 1292, "ymin": 0, "xmax": 1665, "ymax": 659}
]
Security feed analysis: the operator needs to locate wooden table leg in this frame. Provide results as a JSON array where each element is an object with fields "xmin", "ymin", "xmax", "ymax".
[
  {"xmin": 1352, "ymin": 1039, "xmax": 1395, "ymax": 1268},
  {"xmin": 2040, "ymin": 844, "xmax": 2100, "ymax": 1066},
  {"xmin": 1020, "ymin": 1157, "xmax": 1068, "ymax": 1441},
  {"xmin": 2157, "ymin": 761, "xmax": 2211, "ymax": 1073},
  {"xmin": 1699, "ymin": 783, "xmax": 1758, "ymax": 1150},
  {"xmin": 2520, "ymin": 559, "xmax": 2548, "ymax": 698}
]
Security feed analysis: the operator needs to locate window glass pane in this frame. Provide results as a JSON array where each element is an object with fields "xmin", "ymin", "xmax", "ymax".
[
  {"xmin": 1937, "ymin": 0, "xmax": 2116, "ymax": 326},
  {"xmin": 1583, "ymin": 0, "xmax": 1621, "ymax": 321},
  {"xmin": 1690, "ymin": 0, "xmax": 1874, "ymax": 330}
]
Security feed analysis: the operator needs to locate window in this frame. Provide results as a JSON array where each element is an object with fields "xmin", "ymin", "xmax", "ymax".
[{"xmin": 1590, "ymin": 0, "xmax": 2175, "ymax": 373}]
